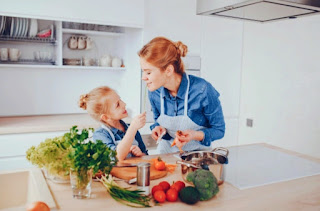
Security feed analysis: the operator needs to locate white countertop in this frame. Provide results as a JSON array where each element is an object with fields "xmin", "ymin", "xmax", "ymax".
[{"xmin": 0, "ymin": 114, "xmax": 152, "ymax": 135}]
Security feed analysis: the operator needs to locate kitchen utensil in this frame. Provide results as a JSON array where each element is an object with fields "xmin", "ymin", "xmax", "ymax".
[
  {"xmin": 99, "ymin": 54, "xmax": 112, "ymax": 67},
  {"xmin": 77, "ymin": 36, "xmax": 86, "ymax": 50},
  {"xmin": 137, "ymin": 162, "xmax": 150, "ymax": 195},
  {"xmin": 63, "ymin": 58, "xmax": 82, "ymax": 66},
  {"xmin": 8, "ymin": 48, "xmax": 21, "ymax": 61},
  {"xmin": 111, "ymin": 158, "xmax": 167, "ymax": 181},
  {"xmin": 85, "ymin": 37, "xmax": 93, "ymax": 50},
  {"xmin": 111, "ymin": 57, "xmax": 122, "ymax": 67},
  {"xmin": 114, "ymin": 162, "xmax": 137, "ymax": 167},
  {"xmin": 68, "ymin": 36, "xmax": 78, "ymax": 49},
  {"xmin": 156, "ymin": 130, "xmax": 166, "ymax": 145},
  {"xmin": 82, "ymin": 57, "xmax": 95, "ymax": 66},
  {"xmin": 0, "ymin": 48, "xmax": 8, "ymax": 61},
  {"xmin": 176, "ymin": 147, "xmax": 229, "ymax": 185}
]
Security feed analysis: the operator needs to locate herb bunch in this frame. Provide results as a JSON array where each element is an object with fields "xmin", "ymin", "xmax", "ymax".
[
  {"xmin": 100, "ymin": 175, "xmax": 152, "ymax": 208},
  {"xmin": 66, "ymin": 126, "xmax": 118, "ymax": 186}
]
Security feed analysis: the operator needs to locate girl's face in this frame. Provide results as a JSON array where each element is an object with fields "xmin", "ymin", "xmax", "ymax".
[
  {"xmin": 105, "ymin": 91, "xmax": 128, "ymax": 120},
  {"xmin": 140, "ymin": 58, "xmax": 167, "ymax": 91}
]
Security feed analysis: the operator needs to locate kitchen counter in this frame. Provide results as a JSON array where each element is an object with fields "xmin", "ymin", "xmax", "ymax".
[
  {"xmin": 46, "ymin": 144, "xmax": 320, "ymax": 210},
  {"xmin": 0, "ymin": 114, "xmax": 133, "ymax": 135}
]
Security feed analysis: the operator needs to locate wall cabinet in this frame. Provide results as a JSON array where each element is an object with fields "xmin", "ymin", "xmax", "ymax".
[
  {"xmin": 0, "ymin": 16, "xmax": 129, "ymax": 71},
  {"xmin": 0, "ymin": 14, "xmax": 143, "ymax": 116}
]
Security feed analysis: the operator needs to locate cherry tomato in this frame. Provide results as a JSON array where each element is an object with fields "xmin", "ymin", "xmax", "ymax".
[
  {"xmin": 166, "ymin": 188, "xmax": 178, "ymax": 202},
  {"xmin": 153, "ymin": 190, "xmax": 166, "ymax": 203},
  {"xmin": 159, "ymin": 181, "xmax": 170, "ymax": 192},
  {"xmin": 26, "ymin": 201, "xmax": 50, "ymax": 211},
  {"xmin": 152, "ymin": 185, "xmax": 164, "ymax": 196},
  {"xmin": 171, "ymin": 181, "xmax": 185, "ymax": 192},
  {"xmin": 174, "ymin": 181, "xmax": 185, "ymax": 191},
  {"xmin": 154, "ymin": 157, "xmax": 166, "ymax": 171}
]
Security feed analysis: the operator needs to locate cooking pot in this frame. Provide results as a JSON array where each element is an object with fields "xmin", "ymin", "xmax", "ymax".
[{"xmin": 176, "ymin": 147, "xmax": 228, "ymax": 185}]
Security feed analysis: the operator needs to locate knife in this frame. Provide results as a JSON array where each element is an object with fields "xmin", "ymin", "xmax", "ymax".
[
  {"xmin": 156, "ymin": 131, "xmax": 166, "ymax": 145},
  {"xmin": 114, "ymin": 162, "xmax": 137, "ymax": 167}
]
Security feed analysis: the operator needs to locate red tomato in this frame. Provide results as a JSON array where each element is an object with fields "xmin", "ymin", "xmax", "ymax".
[
  {"xmin": 154, "ymin": 157, "xmax": 166, "ymax": 171},
  {"xmin": 152, "ymin": 185, "xmax": 164, "ymax": 196},
  {"xmin": 166, "ymin": 188, "xmax": 178, "ymax": 202},
  {"xmin": 153, "ymin": 190, "xmax": 166, "ymax": 203},
  {"xmin": 159, "ymin": 181, "xmax": 170, "ymax": 192},
  {"xmin": 171, "ymin": 181, "xmax": 185, "ymax": 192},
  {"xmin": 26, "ymin": 201, "xmax": 50, "ymax": 211},
  {"xmin": 174, "ymin": 181, "xmax": 185, "ymax": 191}
]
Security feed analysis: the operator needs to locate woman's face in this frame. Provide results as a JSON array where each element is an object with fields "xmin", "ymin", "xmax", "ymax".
[
  {"xmin": 105, "ymin": 91, "xmax": 128, "ymax": 120},
  {"xmin": 140, "ymin": 58, "xmax": 166, "ymax": 91}
]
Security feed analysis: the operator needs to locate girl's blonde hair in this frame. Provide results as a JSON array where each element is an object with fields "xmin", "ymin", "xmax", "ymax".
[
  {"xmin": 138, "ymin": 37, "xmax": 188, "ymax": 75},
  {"xmin": 79, "ymin": 86, "xmax": 114, "ymax": 122}
]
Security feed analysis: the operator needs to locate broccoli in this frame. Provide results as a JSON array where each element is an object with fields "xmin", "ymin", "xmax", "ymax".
[{"xmin": 186, "ymin": 169, "xmax": 219, "ymax": 201}]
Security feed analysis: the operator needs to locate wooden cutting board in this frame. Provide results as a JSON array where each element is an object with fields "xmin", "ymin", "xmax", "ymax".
[{"xmin": 111, "ymin": 158, "xmax": 167, "ymax": 181}]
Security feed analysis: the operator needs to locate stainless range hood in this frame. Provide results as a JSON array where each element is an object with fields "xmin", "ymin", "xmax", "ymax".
[{"xmin": 197, "ymin": 0, "xmax": 320, "ymax": 22}]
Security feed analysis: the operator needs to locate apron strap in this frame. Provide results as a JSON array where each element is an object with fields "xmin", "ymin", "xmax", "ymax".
[
  {"xmin": 160, "ymin": 88, "xmax": 164, "ymax": 115},
  {"xmin": 184, "ymin": 74, "xmax": 190, "ymax": 116},
  {"xmin": 101, "ymin": 124, "xmax": 116, "ymax": 143}
]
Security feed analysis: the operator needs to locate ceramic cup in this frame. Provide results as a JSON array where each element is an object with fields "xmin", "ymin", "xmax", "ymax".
[
  {"xmin": 77, "ymin": 36, "xmax": 86, "ymax": 50},
  {"xmin": 83, "ymin": 57, "xmax": 95, "ymax": 66},
  {"xmin": 0, "ymin": 48, "xmax": 9, "ymax": 61},
  {"xmin": 99, "ymin": 55, "xmax": 112, "ymax": 67},
  {"xmin": 68, "ymin": 36, "xmax": 78, "ymax": 49},
  {"xmin": 111, "ymin": 57, "xmax": 122, "ymax": 67},
  {"xmin": 9, "ymin": 48, "xmax": 21, "ymax": 61},
  {"xmin": 85, "ymin": 37, "xmax": 93, "ymax": 50}
]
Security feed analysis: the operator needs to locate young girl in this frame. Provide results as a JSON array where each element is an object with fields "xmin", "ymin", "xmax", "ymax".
[{"xmin": 79, "ymin": 86, "xmax": 148, "ymax": 161}]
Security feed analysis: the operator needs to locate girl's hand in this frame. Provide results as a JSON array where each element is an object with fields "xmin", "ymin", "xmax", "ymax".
[
  {"xmin": 151, "ymin": 126, "xmax": 166, "ymax": 141},
  {"xmin": 130, "ymin": 145, "xmax": 144, "ymax": 157},
  {"xmin": 130, "ymin": 112, "xmax": 146, "ymax": 130}
]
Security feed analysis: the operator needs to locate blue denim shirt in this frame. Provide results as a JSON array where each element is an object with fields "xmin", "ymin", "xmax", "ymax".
[
  {"xmin": 93, "ymin": 120, "xmax": 148, "ymax": 157},
  {"xmin": 149, "ymin": 73, "xmax": 225, "ymax": 146}
]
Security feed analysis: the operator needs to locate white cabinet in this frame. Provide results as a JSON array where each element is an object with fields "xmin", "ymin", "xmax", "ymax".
[
  {"xmin": 0, "ymin": 15, "xmax": 143, "ymax": 116},
  {"xmin": 0, "ymin": 131, "xmax": 67, "ymax": 171},
  {"xmin": 0, "ymin": 0, "xmax": 144, "ymax": 28},
  {"xmin": 0, "ymin": 16, "xmax": 129, "ymax": 71}
]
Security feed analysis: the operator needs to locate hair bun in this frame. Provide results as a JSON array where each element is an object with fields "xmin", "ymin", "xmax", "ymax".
[
  {"xmin": 175, "ymin": 41, "xmax": 188, "ymax": 57},
  {"xmin": 79, "ymin": 94, "xmax": 88, "ymax": 110}
]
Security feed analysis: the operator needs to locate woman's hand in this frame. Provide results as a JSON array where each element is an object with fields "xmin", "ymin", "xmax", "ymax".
[
  {"xmin": 130, "ymin": 112, "xmax": 146, "ymax": 131},
  {"xmin": 174, "ymin": 130, "xmax": 204, "ymax": 148},
  {"xmin": 151, "ymin": 126, "xmax": 166, "ymax": 141},
  {"xmin": 130, "ymin": 145, "xmax": 144, "ymax": 157}
]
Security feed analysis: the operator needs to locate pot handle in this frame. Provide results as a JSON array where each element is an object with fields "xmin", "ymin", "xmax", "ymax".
[
  {"xmin": 176, "ymin": 160, "xmax": 200, "ymax": 169},
  {"xmin": 212, "ymin": 147, "xmax": 229, "ymax": 157}
]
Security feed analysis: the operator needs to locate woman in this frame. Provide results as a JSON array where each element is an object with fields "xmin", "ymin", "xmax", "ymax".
[{"xmin": 138, "ymin": 37, "xmax": 225, "ymax": 154}]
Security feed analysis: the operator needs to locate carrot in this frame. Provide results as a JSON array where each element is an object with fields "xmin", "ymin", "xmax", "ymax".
[
  {"xmin": 165, "ymin": 164, "xmax": 177, "ymax": 173},
  {"xmin": 171, "ymin": 130, "xmax": 184, "ymax": 153}
]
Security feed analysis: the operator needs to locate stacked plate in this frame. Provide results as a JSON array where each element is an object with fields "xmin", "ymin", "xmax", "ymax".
[
  {"xmin": 0, "ymin": 16, "xmax": 38, "ymax": 37},
  {"xmin": 0, "ymin": 16, "xmax": 6, "ymax": 35}
]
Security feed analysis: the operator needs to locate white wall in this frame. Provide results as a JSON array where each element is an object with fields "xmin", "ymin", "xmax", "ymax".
[
  {"xmin": 143, "ymin": 0, "xmax": 202, "ymax": 54},
  {"xmin": 201, "ymin": 17, "xmax": 243, "ymax": 147},
  {"xmin": 239, "ymin": 15, "xmax": 320, "ymax": 158}
]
